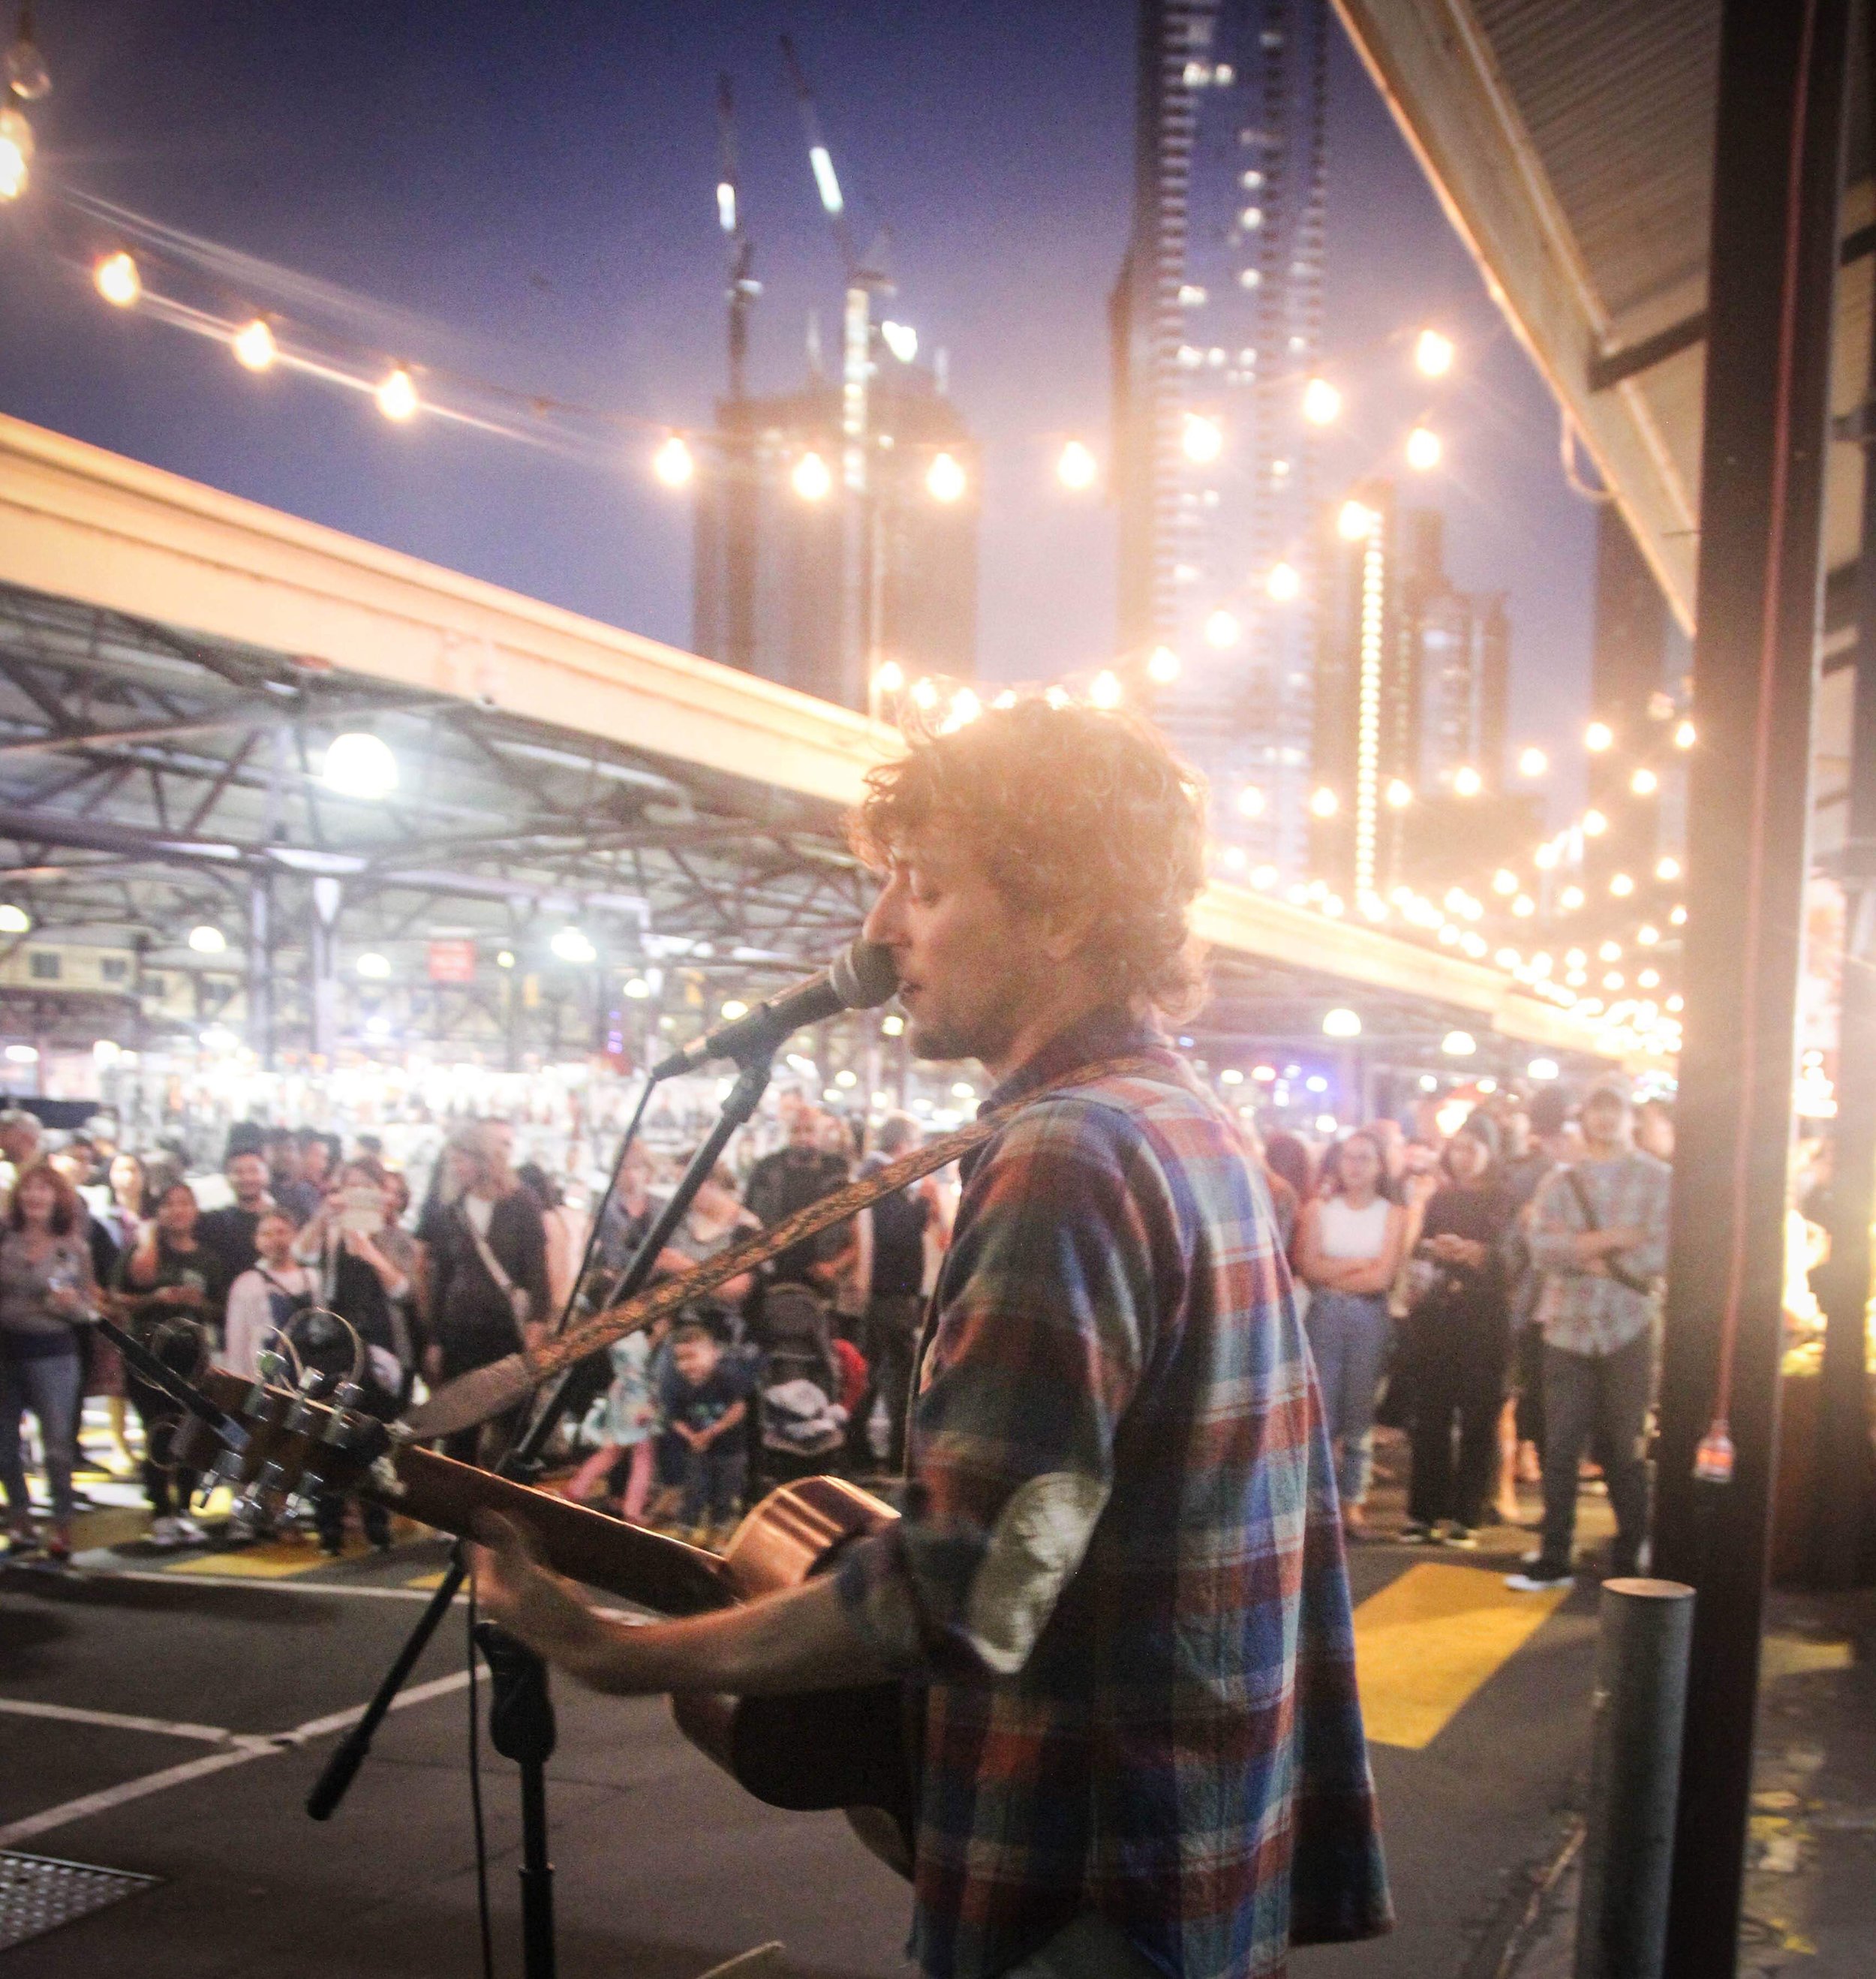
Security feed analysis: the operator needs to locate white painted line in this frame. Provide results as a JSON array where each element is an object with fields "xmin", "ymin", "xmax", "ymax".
[
  {"xmin": 67, "ymin": 1563, "xmax": 462, "ymax": 1602},
  {"xmin": 0, "ymin": 1698, "xmax": 232, "ymax": 1744},
  {"xmin": 0, "ymin": 1669, "xmax": 474, "ymax": 1847}
]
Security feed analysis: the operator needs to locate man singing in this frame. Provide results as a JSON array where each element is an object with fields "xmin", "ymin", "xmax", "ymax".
[{"xmin": 473, "ymin": 700, "xmax": 1390, "ymax": 1979}]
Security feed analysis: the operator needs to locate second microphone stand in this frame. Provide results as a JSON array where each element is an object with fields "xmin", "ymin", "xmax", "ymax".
[{"xmin": 305, "ymin": 1051, "xmax": 778, "ymax": 1979}]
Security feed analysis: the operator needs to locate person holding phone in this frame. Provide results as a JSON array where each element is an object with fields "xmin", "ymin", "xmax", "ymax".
[{"xmin": 0, "ymin": 1162, "xmax": 98, "ymax": 1562}]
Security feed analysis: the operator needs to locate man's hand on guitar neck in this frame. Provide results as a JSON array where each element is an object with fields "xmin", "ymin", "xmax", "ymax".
[{"xmin": 467, "ymin": 1512, "xmax": 900, "ymax": 1698}]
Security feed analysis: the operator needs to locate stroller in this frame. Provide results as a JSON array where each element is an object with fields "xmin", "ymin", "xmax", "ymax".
[{"xmin": 751, "ymin": 1280, "xmax": 850, "ymax": 1487}]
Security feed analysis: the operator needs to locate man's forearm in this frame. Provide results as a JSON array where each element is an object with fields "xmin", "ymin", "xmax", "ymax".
[{"xmin": 566, "ymin": 1572, "xmax": 898, "ymax": 1698}]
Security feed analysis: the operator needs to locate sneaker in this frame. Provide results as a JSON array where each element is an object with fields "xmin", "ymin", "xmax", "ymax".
[
  {"xmin": 171, "ymin": 1516, "xmax": 207, "ymax": 1546},
  {"xmin": 148, "ymin": 1516, "xmax": 182, "ymax": 1550},
  {"xmin": 1506, "ymin": 1556, "xmax": 1573, "ymax": 1592},
  {"xmin": 1441, "ymin": 1522, "xmax": 1480, "ymax": 1550},
  {"xmin": 1397, "ymin": 1520, "xmax": 1439, "ymax": 1545}
]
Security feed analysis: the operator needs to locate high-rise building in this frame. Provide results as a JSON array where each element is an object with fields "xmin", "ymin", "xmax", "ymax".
[
  {"xmin": 692, "ymin": 370, "xmax": 977, "ymax": 711},
  {"xmin": 1112, "ymin": 0, "xmax": 1331, "ymax": 872},
  {"xmin": 1401, "ymin": 509, "xmax": 1508, "ymax": 794}
]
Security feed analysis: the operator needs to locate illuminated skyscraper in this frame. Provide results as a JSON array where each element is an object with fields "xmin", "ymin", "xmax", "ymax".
[{"xmin": 1113, "ymin": 0, "xmax": 1331, "ymax": 873}]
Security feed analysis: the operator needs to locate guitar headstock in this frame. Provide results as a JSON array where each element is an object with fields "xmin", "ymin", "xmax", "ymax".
[{"xmin": 177, "ymin": 1361, "xmax": 394, "ymax": 1519}]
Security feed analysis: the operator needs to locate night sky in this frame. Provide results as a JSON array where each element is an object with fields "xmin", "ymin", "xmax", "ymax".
[{"xmin": 0, "ymin": 0, "xmax": 1595, "ymax": 800}]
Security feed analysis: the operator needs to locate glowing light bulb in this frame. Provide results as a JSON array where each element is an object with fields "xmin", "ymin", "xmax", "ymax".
[
  {"xmin": 1181, "ymin": 414, "xmax": 1222, "ymax": 464},
  {"xmin": 926, "ymin": 452, "xmax": 967, "ymax": 503},
  {"xmin": 1057, "ymin": 440, "xmax": 1098, "ymax": 490},
  {"xmin": 1631, "ymin": 767, "xmax": 1658, "ymax": 796},
  {"xmin": 376, "ymin": 368, "xmax": 418, "ymax": 422},
  {"xmin": 1453, "ymin": 765, "xmax": 1484, "ymax": 797},
  {"xmin": 720, "ymin": 1000, "xmax": 749, "ymax": 1021},
  {"xmin": 1385, "ymin": 778, "xmax": 1413, "ymax": 810},
  {"xmin": 1518, "ymin": 745, "xmax": 1548, "ymax": 777},
  {"xmin": 1301, "ymin": 377, "xmax": 1342, "ymax": 425},
  {"xmin": 1638, "ymin": 925, "xmax": 1661, "ymax": 946},
  {"xmin": 1442, "ymin": 1030, "xmax": 1476, "ymax": 1057},
  {"xmin": 1674, "ymin": 720, "xmax": 1696, "ymax": 749},
  {"xmin": 1610, "ymin": 872, "xmax": 1635, "ymax": 897},
  {"xmin": 0, "ymin": 904, "xmax": 27, "ymax": 934},
  {"xmin": 1656, "ymin": 855, "xmax": 1682, "ymax": 882},
  {"xmin": 0, "ymin": 104, "xmax": 33, "ymax": 201},
  {"xmin": 551, "ymin": 927, "xmax": 597, "ymax": 964},
  {"xmin": 873, "ymin": 658, "xmax": 905, "ymax": 696},
  {"xmin": 1405, "ymin": 425, "xmax": 1442, "ymax": 471},
  {"xmin": 356, "ymin": 952, "xmax": 392, "ymax": 980},
  {"xmin": 1670, "ymin": 904, "xmax": 1688, "ymax": 926},
  {"xmin": 653, "ymin": 435, "xmax": 695, "ymax": 487},
  {"xmin": 188, "ymin": 924, "xmax": 227, "ymax": 955},
  {"xmin": 1322, "ymin": 1008, "xmax": 1361, "ymax": 1039},
  {"xmin": 944, "ymin": 688, "xmax": 982, "ymax": 730},
  {"xmin": 4, "ymin": 8, "xmax": 50, "ymax": 101},
  {"xmin": 1561, "ymin": 885, "xmax": 1586, "ymax": 910},
  {"xmin": 1147, "ymin": 645, "xmax": 1180, "ymax": 684},
  {"xmin": 1204, "ymin": 609, "xmax": 1240, "ymax": 648},
  {"xmin": 1237, "ymin": 785, "xmax": 1266, "ymax": 819},
  {"xmin": 911, "ymin": 678, "xmax": 939, "ymax": 710},
  {"xmin": 1534, "ymin": 842, "xmax": 1560, "ymax": 870},
  {"xmin": 95, "ymin": 251, "xmax": 140, "ymax": 308},
  {"xmin": 1337, "ymin": 498, "xmax": 1375, "ymax": 540},
  {"xmin": 1309, "ymin": 786, "xmax": 1339, "ymax": 820},
  {"xmin": 1600, "ymin": 940, "xmax": 1622, "ymax": 962},
  {"xmin": 321, "ymin": 731, "xmax": 399, "ymax": 800},
  {"xmin": 1089, "ymin": 670, "xmax": 1123, "ymax": 710},
  {"xmin": 1582, "ymin": 809, "xmax": 1608, "ymax": 837},
  {"xmin": 1585, "ymin": 720, "xmax": 1614, "ymax": 752},
  {"xmin": 1512, "ymin": 895, "xmax": 1536, "ymax": 917},
  {"xmin": 1415, "ymin": 328, "xmax": 1455, "ymax": 377},
  {"xmin": 792, "ymin": 450, "xmax": 832, "ymax": 501},
  {"xmin": 233, "ymin": 318, "xmax": 276, "ymax": 372},
  {"xmin": 1265, "ymin": 561, "xmax": 1301, "ymax": 602}
]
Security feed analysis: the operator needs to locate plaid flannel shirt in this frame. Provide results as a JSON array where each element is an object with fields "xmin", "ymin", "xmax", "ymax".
[
  {"xmin": 1529, "ymin": 1152, "xmax": 1671, "ymax": 1358},
  {"xmin": 837, "ymin": 1009, "xmax": 1390, "ymax": 1979}
]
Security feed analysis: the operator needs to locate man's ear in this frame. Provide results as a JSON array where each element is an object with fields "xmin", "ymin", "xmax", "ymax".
[{"xmin": 1036, "ymin": 902, "xmax": 1098, "ymax": 965}]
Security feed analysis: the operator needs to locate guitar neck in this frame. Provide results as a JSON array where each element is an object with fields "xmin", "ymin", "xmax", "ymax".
[{"xmin": 366, "ymin": 1443, "xmax": 735, "ymax": 1618}]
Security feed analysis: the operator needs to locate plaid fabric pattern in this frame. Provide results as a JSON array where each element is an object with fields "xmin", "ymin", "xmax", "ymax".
[
  {"xmin": 1529, "ymin": 1153, "xmax": 1672, "ymax": 1358},
  {"xmin": 837, "ymin": 1009, "xmax": 1390, "ymax": 1979}
]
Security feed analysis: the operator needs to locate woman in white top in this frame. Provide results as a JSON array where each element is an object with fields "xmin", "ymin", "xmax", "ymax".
[{"xmin": 1295, "ymin": 1129, "xmax": 1409, "ymax": 1537}]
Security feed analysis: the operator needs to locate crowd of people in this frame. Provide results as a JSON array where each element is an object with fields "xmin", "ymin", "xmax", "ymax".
[
  {"xmin": 0, "ymin": 1095, "xmax": 949, "ymax": 1562},
  {"xmin": 1265, "ymin": 1081, "xmax": 1678, "ymax": 1587}
]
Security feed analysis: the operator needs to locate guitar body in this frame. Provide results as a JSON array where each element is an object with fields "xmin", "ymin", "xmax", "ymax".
[
  {"xmin": 671, "ymin": 1475, "xmax": 914, "ymax": 1851},
  {"xmin": 177, "ymin": 1373, "xmax": 915, "ymax": 1859}
]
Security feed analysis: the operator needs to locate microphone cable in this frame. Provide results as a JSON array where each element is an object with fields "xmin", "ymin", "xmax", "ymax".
[{"xmin": 466, "ymin": 1566, "xmax": 495, "ymax": 1979}]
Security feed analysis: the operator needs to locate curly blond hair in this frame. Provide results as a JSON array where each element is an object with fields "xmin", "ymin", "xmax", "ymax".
[{"xmin": 850, "ymin": 698, "xmax": 1209, "ymax": 1018}]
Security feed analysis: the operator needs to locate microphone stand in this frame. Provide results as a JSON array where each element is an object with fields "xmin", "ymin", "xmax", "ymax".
[{"xmin": 305, "ymin": 1050, "xmax": 780, "ymax": 1979}]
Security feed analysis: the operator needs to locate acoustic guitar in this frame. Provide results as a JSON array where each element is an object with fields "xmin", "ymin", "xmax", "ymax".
[{"xmin": 172, "ymin": 1365, "xmax": 916, "ymax": 1865}]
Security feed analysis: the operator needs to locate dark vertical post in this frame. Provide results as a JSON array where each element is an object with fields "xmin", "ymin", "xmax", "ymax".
[
  {"xmin": 1812, "ymin": 86, "xmax": 1876, "ymax": 1582},
  {"xmin": 1654, "ymin": 5, "xmax": 1850, "ymax": 1976},
  {"xmin": 246, "ymin": 871, "xmax": 273, "ymax": 1069}
]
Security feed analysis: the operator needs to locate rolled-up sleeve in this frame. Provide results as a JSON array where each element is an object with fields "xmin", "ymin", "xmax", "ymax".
[{"xmin": 837, "ymin": 1099, "xmax": 1163, "ymax": 1679}]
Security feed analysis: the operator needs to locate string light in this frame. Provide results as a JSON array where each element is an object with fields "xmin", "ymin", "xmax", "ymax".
[
  {"xmin": 791, "ymin": 451, "xmax": 832, "ymax": 501},
  {"xmin": 1089, "ymin": 670, "xmax": 1123, "ymax": 710},
  {"xmin": 1512, "ymin": 895, "xmax": 1535, "ymax": 917},
  {"xmin": 375, "ymin": 367, "xmax": 418, "ymax": 422},
  {"xmin": 356, "ymin": 952, "xmax": 392, "ymax": 980},
  {"xmin": 873, "ymin": 658, "xmax": 905, "ymax": 695},
  {"xmin": 1323, "ymin": 1008, "xmax": 1362, "ymax": 1038},
  {"xmin": 1057, "ymin": 440, "xmax": 1098, "ymax": 490},
  {"xmin": 1265, "ymin": 561, "xmax": 1301, "ymax": 602},
  {"xmin": 188, "ymin": 924, "xmax": 227, "ymax": 955},
  {"xmin": 1674, "ymin": 720, "xmax": 1696, "ymax": 748},
  {"xmin": 95, "ymin": 251, "xmax": 140, "ymax": 308},
  {"xmin": 1582, "ymin": 809, "xmax": 1608, "ymax": 836},
  {"xmin": 1337, "ymin": 498, "xmax": 1375, "ymax": 540},
  {"xmin": 1517, "ymin": 746, "xmax": 1548, "ymax": 777},
  {"xmin": 1631, "ymin": 767, "xmax": 1658, "ymax": 796},
  {"xmin": 1385, "ymin": 778, "xmax": 1413, "ymax": 809},
  {"xmin": 1405, "ymin": 426, "xmax": 1442, "ymax": 471},
  {"xmin": 1670, "ymin": 904, "xmax": 1688, "ymax": 925},
  {"xmin": 1560, "ymin": 885, "xmax": 1586, "ymax": 910},
  {"xmin": 1237, "ymin": 786, "xmax": 1267, "ymax": 818},
  {"xmin": 1599, "ymin": 940, "xmax": 1622, "ymax": 961},
  {"xmin": 1453, "ymin": 765, "xmax": 1483, "ymax": 797},
  {"xmin": 1656, "ymin": 855, "xmax": 1682, "ymax": 882},
  {"xmin": 1204, "ymin": 609, "xmax": 1241, "ymax": 648},
  {"xmin": 1533, "ymin": 843, "xmax": 1560, "ymax": 870},
  {"xmin": 1610, "ymin": 872, "xmax": 1634, "ymax": 897},
  {"xmin": 1309, "ymin": 786, "xmax": 1339, "ymax": 819},
  {"xmin": 911, "ymin": 678, "xmax": 940, "ymax": 710},
  {"xmin": 927, "ymin": 452, "xmax": 967, "ymax": 503},
  {"xmin": 1638, "ymin": 925, "xmax": 1661, "ymax": 946},
  {"xmin": 0, "ymin": 103, "xmax": 32, "ymax": 202},
  {"xmin": 232, "ymin": 317, "xmax": 277, "ymax": 372},
  {"xmin": 1492, "ymin": 868, "xmax": 1518, "ymax": 895},
  {"xmin": 653, "ymin": 435, "xmax": 694, "ymax": 486},
  {"xmin": 1414, "ymin": 329, "xmax": 1455, "ymax": 377},
  {"xmin": 1585, "ymin": 720, "xmax": 1614, "ymax": 752},
  {"xmin": 1147, "ymin": 645, "xmax": 1181, "ymax": 684}
]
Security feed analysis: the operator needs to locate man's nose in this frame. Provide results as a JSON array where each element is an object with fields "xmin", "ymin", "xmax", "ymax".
[{"xmin": 862, "ymin": 882, "xmax": 903, "ymax": 946}]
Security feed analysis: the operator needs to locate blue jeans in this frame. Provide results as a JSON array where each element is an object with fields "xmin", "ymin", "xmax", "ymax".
[
  {"xmin": 1305, "ymin": 1290, "xmax": 1391, "ymax": 1508},
  {"xmin": 0, "ymin": 1343, "xmax": 84, "ymax": 1526}
]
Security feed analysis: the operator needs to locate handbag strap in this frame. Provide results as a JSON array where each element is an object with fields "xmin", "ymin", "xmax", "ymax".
[
  {"xmin": 519, "ymin": 1052, "xmax": 1173, "ymax": 1389},
  {"xmin": 458, "ymin": 1200, "xmax": 529, "ymax": 1339},
  {"xmin": 1561, "ymin": 1164, "xmax": 1653, "ymax": 1298}
]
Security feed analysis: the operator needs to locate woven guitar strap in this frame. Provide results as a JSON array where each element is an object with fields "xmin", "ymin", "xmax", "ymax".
[{"xmin": 400, "ymin": 1054, "xmax": 1168, "ymax": 1441}]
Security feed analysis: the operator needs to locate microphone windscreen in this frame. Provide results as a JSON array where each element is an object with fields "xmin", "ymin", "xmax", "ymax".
[{"xmin": 829, "ymin": 937, "xmax": 900, "ymax": 1010}]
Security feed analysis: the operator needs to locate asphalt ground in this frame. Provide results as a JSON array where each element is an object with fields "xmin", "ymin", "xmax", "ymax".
[{"xmin": 1, "ymin": 1434, "xmax": 1615, "ymax": 1979}]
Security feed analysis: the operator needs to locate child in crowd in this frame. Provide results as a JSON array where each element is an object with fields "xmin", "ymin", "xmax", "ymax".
[
  {"xmin": 565, "ymin": 1315, "xmax": 669, "ymax": 1521},
  {"xmin": 659, "ymin": 1322, "xmax": 750, "ymax": 1537}
]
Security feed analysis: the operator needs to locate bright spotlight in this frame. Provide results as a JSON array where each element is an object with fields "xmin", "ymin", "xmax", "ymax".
[
  {"xmin": 1405, "ymin": 425, "xmax": 1442, "ymax": 471},
  {"xmin": 792, "ymin": 451, "xmax": 832, "ymax": 501},
  {"xmin": 653, "ymin": 435, "xmax": 695, "ymax": 487},
  {"xmin": 233, "ymin": 318, "xmax": 277, "ymax": 372},
  {"xmin": 1337, "ymin": 498, "xmax": 1375, "ymax": 540},
  {"xmin": 1181, "ymin": 414, "xmax": 1223, "ymax": 464},
  {"xmin": 95, "ymin": 251, "xmax": 141, "ymax": 308},
  {"xmin": 1301, "ymin": 377, "xmax": 1342, "ymax": 425},
  {"xmin": 1057, "ymin": 440, "xmax": 1099, "ymax": 490},
  {"xmin": 321, "ymin": 731, "xmax": 399, "ymax": 801},
  {"xmin": 926, "ymin": 452, "xmax": 967, "ymax": 503},
  {"xmin": 1415, "ymin": 329, "xmax": 1455, "ymax": 377}
]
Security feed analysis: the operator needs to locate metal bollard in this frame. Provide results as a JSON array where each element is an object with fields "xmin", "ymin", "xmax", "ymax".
[{"xmin": 1574, "ymin": 1577, "xmax": 1696, "ymax": 1979}]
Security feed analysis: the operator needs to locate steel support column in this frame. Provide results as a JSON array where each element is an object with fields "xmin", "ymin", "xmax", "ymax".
[
  {"xmin": 1654, "ymin": 5, "xmax": 1850, "ymax": 1977},
  {"xmin": 247, "ymin": 870, "xmax": 274, "ymax": 1069}
]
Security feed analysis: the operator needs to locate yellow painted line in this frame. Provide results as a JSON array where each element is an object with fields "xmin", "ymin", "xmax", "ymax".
[
  {"xmin": 404, "ymin": 1570, "xmax": 449, "ymax": 1590},
  {"xmin": 165, "ymin": 1541, "xmax": 332, "ymax": 1580},
  {"xmin": 1353, "ymin": 1562, "xmax": 1569, "ymax": 1749},
  {"xmin": 1760, "ymin": 1632, "xmax": 1853, "ymax": 1682}
]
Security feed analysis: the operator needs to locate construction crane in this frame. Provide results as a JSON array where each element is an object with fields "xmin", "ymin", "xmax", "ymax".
[
  {"xmin": 714, "ymin": 73, "xmax": 760, "ymax": 405},
  {"xmin": 777, "ymin": 33, "xmax": 897, "ymax": 711}
]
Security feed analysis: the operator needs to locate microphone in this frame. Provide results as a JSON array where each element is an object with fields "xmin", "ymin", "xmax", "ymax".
[{"xmin": 649, "ymin": 936, "xmax": 900, "ymax": 1080}]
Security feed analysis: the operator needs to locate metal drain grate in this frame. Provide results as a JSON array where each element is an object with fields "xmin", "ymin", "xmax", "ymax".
[{"xmin": 0, "ymin": 1851, "xmax": 160, "ymax": 1950}]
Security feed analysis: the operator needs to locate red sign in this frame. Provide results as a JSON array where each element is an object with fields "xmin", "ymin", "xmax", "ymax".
[{"xmin": 427, "ymin": 939, "xmax": 477, "ymax": 984}]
